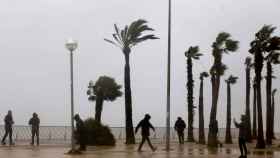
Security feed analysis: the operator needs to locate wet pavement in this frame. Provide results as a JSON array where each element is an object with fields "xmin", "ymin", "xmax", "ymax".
[{"xmin": 0, "ymin": 141, "xmax": 280, "ymax": 158}]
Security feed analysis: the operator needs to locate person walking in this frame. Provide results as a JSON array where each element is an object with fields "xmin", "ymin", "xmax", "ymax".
[
  {"xmin": 135, "ymin": 114, "xmax": 156, "ymax": 152},
  {"xmin": 234, "ymin": 115, "xmax": 248, "ymax": 158},
  {"xmin": 1, "ymin": 110, "xmax": 14, "ymax": 145},
  {"xmin": 29, "ymin": 113, "xmax": 40, "ymax": 146},
  {"xmin": 174, "ymin": 117, "xmax": 186, "ymax": 144},
  {"xmin": 73, "ymin": 114, "xmax": 87, "ymax": 151}
]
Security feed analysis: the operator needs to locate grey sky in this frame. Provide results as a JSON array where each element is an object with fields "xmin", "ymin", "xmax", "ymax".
[{"xmin": 0, "ymin": 0, "xmax": 280, "ymax": 131}]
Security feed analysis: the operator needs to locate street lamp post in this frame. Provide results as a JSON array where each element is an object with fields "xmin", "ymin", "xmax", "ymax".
[
  {"xmin": 65, "ymin": 38, "xmax": 78, "ymax": 152},
  {"xmin": 166, "ymin": 0, "xmax": 172, "ymax": 151}
]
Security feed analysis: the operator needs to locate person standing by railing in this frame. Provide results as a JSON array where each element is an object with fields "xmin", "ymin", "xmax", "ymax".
[
  {"xmin": 29, "ymin": 113, "xmax": 40, "ymax": 146},
  {"xmin": 234, "ymin": 115, "xmax": 247, "ymax": 158},
  {"xmin": 174, "ymin": 117, "xmax": 186, "ymax": 144},
  {"xmin": 1, "ymin": 110, "xmax": 14, "ymax": 145},
  {"xmin": 74, "ymin": 114, "xmax": 86, "ymax": 151}
]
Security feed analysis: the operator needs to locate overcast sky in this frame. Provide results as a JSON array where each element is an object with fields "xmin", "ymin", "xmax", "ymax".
[{"xmin": 0, "ymin": 0, "xmax": 280, "ymax": 131}]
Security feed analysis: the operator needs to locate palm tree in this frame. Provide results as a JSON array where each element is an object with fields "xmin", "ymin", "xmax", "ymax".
[
  {"xmin": 272, "ymin": 88, "xmax": 277, "ymax": 139},
  {"xmin": 105, "ymin": 19, "xmax": 158, "ymax": 144},
  {"xmin": 208, "ymin": 32, "xmax": 239, "ymax": 147},
  {"xmin": 252, "ymin": 78, "xmax": 257, "ymax": 139},
  {"xmin": 249, "ymin": 25, "xmax": 278, "ymax": 148},
  {"xmin": 265, "ymin": 37, "xmax": 280, "ymax": 145},
  {"xmin": 185, "ymin": 46, "xmax": 203, "ymax": 142},
  {"xmin": 244, "ymin": 57, "xmax": 252, "ymax": 142},
  {"xmin": 224, "ymin": 75, "xmax": 238, "ymax": 144},
  {"xmin": 87, "ymin": 76, "xmax": 122, "ymax": 123},
  {"xmin": 198, "ymin": 72, "xmax": 209, "ymax": 144}
]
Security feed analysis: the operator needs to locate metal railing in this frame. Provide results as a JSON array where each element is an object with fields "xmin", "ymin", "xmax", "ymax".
[{"xmin": 0, "ymin": 126, "xmax": 274, "ymax": 144}]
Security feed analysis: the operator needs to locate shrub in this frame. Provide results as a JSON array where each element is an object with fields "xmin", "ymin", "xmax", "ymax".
[{"xmin": 84, "ymin": 118, "xmax": 116, "ymax": 146}]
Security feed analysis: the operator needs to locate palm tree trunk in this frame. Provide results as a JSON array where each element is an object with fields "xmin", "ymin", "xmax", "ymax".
[
  {"xmin": 252, "ymin": 82, "xmax": 257, "ymax": 139},
  {"xmin": 245, "ymin": 67, "xmax": 252, "ymax": 142},
  {"xmin": 255, "ymin": 53, "xmax": 265, "ymax": 149},
  {"xmin": 198, "ymin": 78, "xmax": 205, "ymax": 144},
  {"xmin": 266, "ymin": 62, "xmax": 272, "ymax": 145},
  {"xmin": 124, "ymin": 53, "xmax": 135, "ymax": 144},
  {"xmin": 187, "ymin": 57, "xmax": 194, "ymax": 142},
  {"xmin": 208, "ymin": 75, "xmax": 220, "ymax": 147},
  {"xmin": 272, "ymin": 92, "xmax": 276, "ymax": 139},
  {"xmin": 225, "ymin": 83, "xmax": 232, "ymax": 144},
  {"xmin": 95, "ymin": 97, "xmax": 104, "ymax": 123}
]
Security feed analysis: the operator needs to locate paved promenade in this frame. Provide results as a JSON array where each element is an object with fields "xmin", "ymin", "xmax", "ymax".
[{"xmin": 0, "ymin": 141, "xmax": 279, "ymax": 158}]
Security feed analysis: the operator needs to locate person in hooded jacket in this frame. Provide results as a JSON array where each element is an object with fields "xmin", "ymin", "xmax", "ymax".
[
  {"xmin": 234, "ymin": 115, "xmax": 248, "ymax": 158},
  {"xmin": 1, "ymin": 110, "xmax": 14, "ymax": 145},
  {"xmin": 135, "ymin": 114, "xmax": 156, "ymax": 152},
  {"xmin": 174, "ymin": 117, "xmax": 186, "ymax": 144},
  {"xmin": 29, "ymin": 113, "xmax": 40, "ymax": 146}
]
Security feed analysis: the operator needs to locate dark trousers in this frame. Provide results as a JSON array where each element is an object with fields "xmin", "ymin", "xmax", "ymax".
[
  {"xmin": 77, "ymin": 133, "xmax": 86, "ymax": 150},
  {"xmin": 238, "ymin": 137, "xmax": 247, "ymax": 156},
  {"xmin": 138, "ymin": 136, "xmax": 154, "ymax": 151},
  {"xmin": 1, "ymin": 127, "xmax": 13, "ymax": 144},
  {"xmin": 177, "ymin": 131, "xmax": 184, "ymax": 144},
  {"xmin": 31, "ymin": 129, "xmax": 39, "ymax": 145}
]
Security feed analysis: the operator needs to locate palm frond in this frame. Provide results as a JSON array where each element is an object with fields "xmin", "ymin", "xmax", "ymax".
[
  {"xmin": 104, "ymin": 38, "xmax": 121, "ymax": 48},
  {"xmin": 244, "ymin": 56, "xmax": 252, "ymax": 65},
  {"xmin": 200, "ymin": 72, "xmax": 209, "ymax": 78},
  {"xmin": 225, "ymin": 75, "xmax": 238, "ymax": 84},
  {"xmin": 216, "ymin": 32, "xmax": 230, "ymax": 45},
  {"xmin": 256, "ymin": 25, "xmax": 276, "ymax": 41},
  {"xmin": 114, "ymin": 24, "xmax": 123, "ymax": 43},
  {"xmin": 106, "ymin": 19, "xmax": 158, "ymax": 50},
  {"xmin": 185, "ymin": 46, "xmax": 202, "ymax": 59},
  {"xmin": 225, "ymin": 39, "xmax": 239, "ymax": 51},
  {"xmin": 272, "ymin": 89, "xmax": 277, "ymax": 95}
]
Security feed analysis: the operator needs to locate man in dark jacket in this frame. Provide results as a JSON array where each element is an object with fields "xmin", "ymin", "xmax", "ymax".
[
  {"xmin": 29, "ymin": 113, "xmax": 40, "ymax": 146},
  {"xmin": 1, "ymin": 110, "xmax": 14, "ymax": 145},
  {"xmin": 74, "ymin": 114, "xmax": 86, "ymax": 151},
  {"xmin": 174, "ymin": 117, "xmax": 186, "ymax": 144},
  {"xmin": 135, "ymin": 114, "xmax": 156, "ymax": 152},
  {"xmin": 234, "ymin": 115, "xmax": 247, "ymax": 158}
]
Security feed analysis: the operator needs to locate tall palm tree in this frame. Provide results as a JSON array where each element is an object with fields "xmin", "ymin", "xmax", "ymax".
[
  {"xmin": 244, "ymin": 57, "xmax": 252, "ymax": 142},
  {"xmin": 265, "ymin": 37, "xmax": 280, "ymax": 145},
  {"xmin": 224, "ymin": 75, "xmax": 238, "ymax": 144},
  {"xmin": 208, "ymin": 32, "xmax": 239, "ymax": 147},
  {"xmin": 87, "ymin": 76, "xmax": 122, "ymax": 123},
  {"xmin": 185, "ymin": 46, "xmax": 203, "ymax": 142},
  {"xmin": 198, "ymin": 72, "xmax": 209, "ymax": 144},
  {"xmin": 252, "ymin": 78, "xmax": 257, "ymax": 139},
  {"xmin": 272, "ymin": 88, "xmax": 277, "ymax": 139},
  {"xmin": 105, "ymin": 19, "xmax": 158, "ymax": 144},
  {"xmin": 249, "ymin": 25, "xmax": 278, "ymax": 148}
]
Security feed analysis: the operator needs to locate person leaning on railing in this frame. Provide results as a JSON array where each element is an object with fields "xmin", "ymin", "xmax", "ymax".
[{"xmin": 29, "ymin": 113, "xmax": 40, "ymax": 146}]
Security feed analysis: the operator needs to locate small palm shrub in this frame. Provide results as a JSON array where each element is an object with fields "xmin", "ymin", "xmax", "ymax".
[{"xmin": 84, "ymin": 118, "xmax": 116, "ymax": 146}]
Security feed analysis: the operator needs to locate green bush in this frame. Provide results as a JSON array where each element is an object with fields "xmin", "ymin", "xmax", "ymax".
[{"xmin": 84, "ymin": 118, "xmax": 116, "ymax": 146}]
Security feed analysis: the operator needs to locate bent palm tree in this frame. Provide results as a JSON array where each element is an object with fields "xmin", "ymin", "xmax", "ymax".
[
  {"xmin": 105, "ymin": 19, "xmax": 158, "ymax": 144},
  {"xmin": 225, "ymin": 75, "xmax": 238, "ymax": 144},
  {"xmin": 244, "ymin": 57, "xmax": 253, "ymax": 142},
  {"xmin": 185, "ymin": 46, "xmax": 203, "ymax": 142},
  {"xmin": 208, "ymin": 32, "xmax": 239, "ymax": 147},
  {"xmin": 198, "ymin": 72, "xmax": 209, "ymax": 144},
  {"xmin": 249, "ymin": 25, "xmax": 278, "ymax": 148},
  {"xmin": 87, "ymin": 76, "xmax": 122, "ymax": 123},
  {"xmin": 265, "ymin": 37, "xmax": 280, "ymax": 145}
]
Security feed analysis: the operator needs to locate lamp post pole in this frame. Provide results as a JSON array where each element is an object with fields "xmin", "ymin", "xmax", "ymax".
[
  {"xmin": 166, "ymin": 0, "xmax": 172, "ymax": 151},
  {"xmin": 65, "ymin": 39, "xmax": 78, "ymax": 152},
  {"xmin": 69, "ymin": 50, "xmax": 75, "ymax": 151}
]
